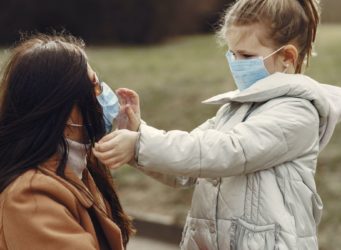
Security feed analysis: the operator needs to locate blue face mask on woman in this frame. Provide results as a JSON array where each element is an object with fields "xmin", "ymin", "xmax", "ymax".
[
  {"xmin": 96, "ymin": 82, "xmax": 120, "ymax": 133},
  {"xmin": 226, "ymin": 46, "xmax": 285, "ymax": 91}
]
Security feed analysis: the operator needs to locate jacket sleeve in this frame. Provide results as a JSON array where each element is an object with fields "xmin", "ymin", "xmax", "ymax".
[
  {"xmin": 135, "ymin": 168, "xmax": 197, "ymax": 188},
  {"xmin": 2, "ymin": 177, "xmax": 98, "ymax": 250},
  {"xmin": 136, "ymin": 99, "xmax": 319, "ymax": 178},
  {"xmin": 133, "ymin": 117, "xmax": 216, "ymax": 188},
  {"xmin": 321, "ymin": 83, "xmax": 341, "ymax": 123}
]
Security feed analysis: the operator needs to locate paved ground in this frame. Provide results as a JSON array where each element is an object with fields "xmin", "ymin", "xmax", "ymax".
[{"xmin": 128, "ymin": 236, "xmax": 179, "ymax": 250}]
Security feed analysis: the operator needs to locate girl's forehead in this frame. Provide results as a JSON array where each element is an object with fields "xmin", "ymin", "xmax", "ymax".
[{"xmin": 226, "ymin": 24, "xmax": 272, "ymax": 52}]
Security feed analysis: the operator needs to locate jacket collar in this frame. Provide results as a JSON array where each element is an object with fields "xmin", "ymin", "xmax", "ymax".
[
  {"xmin": 203, "ymin": 73, "xmax": 330, "ymax": 117},
  {"xmin": 204, "ymin": 73, "xmax": 325, "ymax": 105},
  {"xmin": 202, "ymin": 73, "xmax": 341, "ymax": 151}
]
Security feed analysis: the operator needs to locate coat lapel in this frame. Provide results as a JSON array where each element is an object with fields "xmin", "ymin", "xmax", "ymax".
[{"xmin": 39, "ymin": 156, "xmax": 124, "ymax": 250}]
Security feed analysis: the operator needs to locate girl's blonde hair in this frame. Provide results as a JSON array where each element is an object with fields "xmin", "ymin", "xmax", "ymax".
[{"xmin": 218, "ymin": 0, "xmax": 320, "ymax": 73}]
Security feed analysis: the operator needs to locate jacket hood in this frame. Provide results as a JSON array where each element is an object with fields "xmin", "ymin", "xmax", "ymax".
[{"xmin": 203, "ymin": 73, "xmax": 341, "ymax": 151}]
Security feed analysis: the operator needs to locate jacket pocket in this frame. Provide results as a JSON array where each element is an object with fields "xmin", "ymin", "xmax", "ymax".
[
  {"xmin": 230, "ymin": 218, "xmax": 279, "ymax": 250},
  {"xmin": 312, "ymin": 193, "xmax": 323, "ymax": 225},
  {"xmin": 180, "ymin": 216, "xmax": 218, "ymax": 250},
  {"xmin": 180, "ymin": 215, "xmax": 190, "ymax": 248}
]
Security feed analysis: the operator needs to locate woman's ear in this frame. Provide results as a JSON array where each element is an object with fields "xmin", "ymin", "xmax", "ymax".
[
  {"xmin": 87, "ymin": 64, "xmax": 98, "ymax": 83},
  {"xmin": 282, "ymin": 44, "xmax": 298, "ymax": 68}
]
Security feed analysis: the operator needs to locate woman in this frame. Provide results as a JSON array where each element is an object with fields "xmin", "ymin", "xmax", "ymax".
[{"xmin": 0, "ymin": 34, "xmax": 134, "ymax": 250}]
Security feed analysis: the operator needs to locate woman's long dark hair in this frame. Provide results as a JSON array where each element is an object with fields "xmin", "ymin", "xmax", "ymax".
[{"xmin": 0, "ymin": 33, "xmax": 134, "ymax": 246}]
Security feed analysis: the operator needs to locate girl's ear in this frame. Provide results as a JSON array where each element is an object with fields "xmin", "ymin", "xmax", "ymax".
[{"xmin": 282, "ymin": 45, "xmax": 299, "ymax": 68}]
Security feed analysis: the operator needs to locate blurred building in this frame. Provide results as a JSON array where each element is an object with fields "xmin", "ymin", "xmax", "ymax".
[
  {"xmin": 0, "ymin": 0, "xmax": 338, "ymax": 45},
  {"xmin": 0, "ymin": 0, "xmax": 230, "ymax": 44}
]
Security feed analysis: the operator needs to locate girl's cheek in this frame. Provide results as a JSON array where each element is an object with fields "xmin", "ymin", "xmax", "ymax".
[
  {"xmin": 264, "ymin": 57, "xmax": 278, "ymax": 74},
  {"xmin": 264, "ymin": 60, "xmax": 274, "ymax": 74}
]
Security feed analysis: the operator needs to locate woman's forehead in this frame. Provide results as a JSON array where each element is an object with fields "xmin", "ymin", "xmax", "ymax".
[
  {"xmin": 87, "ymin": 64, "xmax": 95, "ymax": 77},
  {"xmin": 87, "ymin": 64, "xmax": 94, "ymax": 73}
]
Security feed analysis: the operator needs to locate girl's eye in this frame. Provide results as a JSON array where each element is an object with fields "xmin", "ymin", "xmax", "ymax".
[{"xmin": 242, "ymin": 54, "xmax": 254, "ymax": 59}]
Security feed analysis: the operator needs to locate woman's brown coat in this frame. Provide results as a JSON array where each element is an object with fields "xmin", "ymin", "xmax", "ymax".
[{"xmin": 0, "ymin": 156, "xmax": 123, "ymax": 250}]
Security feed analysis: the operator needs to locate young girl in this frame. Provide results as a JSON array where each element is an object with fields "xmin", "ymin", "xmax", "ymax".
[
  {"xmin": 0, "ymin": 34, "xmax": 134, "ymax": 250},
  {"xmin": 94, "ymin": 0, "xmax": 341, "ymax": 249}
]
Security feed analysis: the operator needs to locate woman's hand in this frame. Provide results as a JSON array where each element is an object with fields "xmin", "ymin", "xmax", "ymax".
[
  {"xmin": 93, "ymin": 129, "xmax": 139, "ymax": 169},
  {"xmin": 115, "ymin": 88, "xmax": 141, "ymax": 131}
]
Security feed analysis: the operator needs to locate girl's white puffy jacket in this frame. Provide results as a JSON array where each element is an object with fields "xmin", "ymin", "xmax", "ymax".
[{"xmin": 134, "ymin": 73, "xmax": 341, "ymax": 250}]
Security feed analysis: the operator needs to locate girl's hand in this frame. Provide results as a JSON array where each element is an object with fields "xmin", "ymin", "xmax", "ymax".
[
  {"xmin": 93, "ymin": 130, "xmax": 139, "ymax": 169},
  {"xmin": 115, "ymin": 88, "xmax": 141, "ymax": 131}
]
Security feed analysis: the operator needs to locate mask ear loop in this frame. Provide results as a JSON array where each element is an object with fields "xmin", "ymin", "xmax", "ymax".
[
  {"xmin": 66, "ymin": 120, "xmax": 84, "ymax": 128},
  {"xmin": 283, "ymin": 64, "xmax": 289, "ymax": 73},
  {"xmin": 93, "ymin": 73, "xmax": 103, "ymax": 96},
  {"xmin": 66, "ymin": 122, "xmax": 84, "ymax": 127},
  {"xmin": 263, "ymin": 46, "xmax": 291, "ymax": 73},
  {"xmin": 263, "ymin": 46, "xmax": 286, "ymax": 61}
]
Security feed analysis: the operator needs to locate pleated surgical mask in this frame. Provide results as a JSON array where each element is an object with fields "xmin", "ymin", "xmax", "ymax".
[
  {"xmin": 226, "ymin": 46, "xmax": 285, "ymax": 91},
  {"xmin": 65, "ymin": 138, "xmax": 90, "ymax": 179},
  {"xmin": 96, "ymin": 82, "xmax": 120, "ymax": 133}
]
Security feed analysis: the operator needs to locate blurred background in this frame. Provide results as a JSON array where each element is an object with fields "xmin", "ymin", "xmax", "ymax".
[
  {"xmin": 0, "ymin": 0, "xmax": 340, "ymax": 249},
  {"xmin": 1, "ymin": 0, "xmax": 340, "ymax": 45}
]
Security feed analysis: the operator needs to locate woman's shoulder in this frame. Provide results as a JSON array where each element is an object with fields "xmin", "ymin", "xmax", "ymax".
[
  {"xmin": 0, "ymin": 169, "xmax": 104, "ymax": 250},
  {"xmin": 0, "ymin": 168, "xmax": 80, "ymax": 212},
  {"xmin": 4, "ymin": 168, "xmax": 67, "ymax": 192}
]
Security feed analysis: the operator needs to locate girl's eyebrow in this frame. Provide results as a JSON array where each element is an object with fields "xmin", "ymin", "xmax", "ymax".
[{"xmin": 235, "ymin": 49, "xmax": 255, "ymax": 55}]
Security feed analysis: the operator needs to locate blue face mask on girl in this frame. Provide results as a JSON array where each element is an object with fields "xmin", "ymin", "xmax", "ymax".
[
  {"xmin": 96, "ymin": 82, "xmax": 120, "ymax": 133},
  {"xmin": 226, "ymin": 46, "xmax": 285, "ymax": 91}
]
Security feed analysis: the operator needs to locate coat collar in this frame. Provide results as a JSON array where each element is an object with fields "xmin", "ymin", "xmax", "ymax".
[
  {"xmin": 203, "ymin": 73, "xmax": 325, "ymax": 106},
  {"xmin": 203, "ymin": 73, "xmax": 330, "ymax": 119},
  {"xmin": 202, "ymin": 72, "xmax": 341, "ymax": 151},
  {"xmin": 38, "ymin": 155, "xmax": 124, "ymax": 249},
  {"xmin": 38, "ymin": 155, "xmax": 95, "ymax": 209}
]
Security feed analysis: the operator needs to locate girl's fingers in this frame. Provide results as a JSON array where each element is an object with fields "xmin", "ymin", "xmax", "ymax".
[
  {"xmin": 116, "ymin": 88, "xmax": 139, "ymax": 102},
  {"xmin": 115, "ymin": 88, "xmax": 124, "ymax": 94},
  {"xmin": 126, "ymin": 106, "xmax": 137, "ymax": 122},
  {"xmin": 126, "ymin": 106, "xmax": 140, "ymax": 131},
  {"xmin": 96, "ymin": 140, "xmax": 118, "ymax": 152},
  {"xmin": 93, "ymin": 145, "xmax": 126, "ymax": 167},
  {"xmin": 92, "ymin": 148, "xmax": 116, "ymax": 161},
  {"xmin": 120, "ymin": 95, "xmax": 127, "ymax": 106},
  {"xmin": 130, "ymin": 92, "xmax": 140, "ymax": 104},
  {"xmin": 95, "ymin": 132, "xmax": 120, "ymax": 152},
  {"xmin": 128, "ymin": 92, "xmax": 139, "ymax": 106},
  {"xmin": 103, "ymin": 157, "xmax": 124, "ymax": 167},
  {"xmin": 116, "ymin": 89, "xmax": 129, "ymax": 105},
  {"xmin": 92, "ymin": 148, "xmax": 100, "ymax": 158},
  {"xmin": 109, "ymin": 161, "xmax": 125, "ymax": 170},
  {"xmin": 98, "ymin": 130, "xmax": 119, "ymax": 144},
  {"xmin": 116, "ymin": 89, "xmax": 140, "ymax": 116},
  {"xmin": 93, "ymin": 148, "xmax": 110, "ymax": 162},
  {"xmin": 116, "ymin": 92, "xmax": 125, "ymax": 105},
  {"xmin": 116, "ymin": 88, "xmax": 130, "ymax": 94}
]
